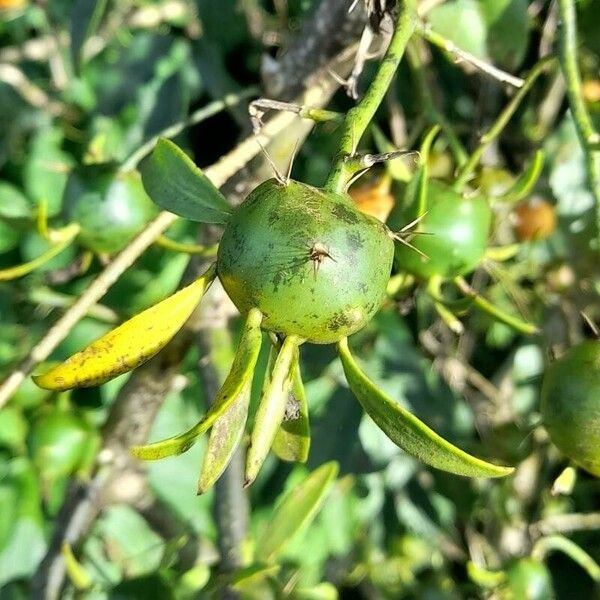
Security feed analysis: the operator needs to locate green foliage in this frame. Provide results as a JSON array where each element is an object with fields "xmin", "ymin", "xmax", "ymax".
[{"xmin": 0, "ymin": 0, "xmax": 599, "ymax": 598}]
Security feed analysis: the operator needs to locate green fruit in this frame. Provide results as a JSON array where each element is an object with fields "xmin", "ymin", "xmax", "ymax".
[
  {"xmin": 217, "ymin": 179, "xmax": 394, "ymax": 344},
  {"xmin": 504, "ymin": 559, "xmax": 554, "ymax": 600},
  {"xmin": 394, "ymin": 181, "xmax": 492, "ymax": 279},
  {"xmin": 540, "ymin": 340, "xmax": 600, "ymax": 476},
  {"xmin": 28, "ymin": 410, "xmax": 92, "ymax": 481},
  {"xmin": 63, "ymin": 165, "xmax": 157, "ymax": 254}
]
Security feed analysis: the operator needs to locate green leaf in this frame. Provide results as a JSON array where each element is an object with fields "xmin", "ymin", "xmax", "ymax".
[
  {"xmin": 139, "ymin": 138, "xmax": 232, "ymax": 223},
  {"xmin": 0, "ymin": 182, "xmax": 31, "ymax": 218},
  {"xmin": 428, "ymin": 0, "xmax": 488, "ymax": 59},
  {"xmin": 131, "ymin": 308, "xmax": 263, "ymax": 460},
  {"xmin": 272, "ymin": 352, "xmax": 310, "ymax": 463},
  {"xmin": 255, "ymin": 462, "xmax": 339, "ymax": 563},
  {"xmin": 245, "ymin": 335, "xmax": 301, "ymax": 486},
  {"xmin": 337, "ymin": 338, "xmax": 514, "ymax": 478},
  {"xmin": 23, "ymin": 128, "xmax": 73, "ymax": 217},
  {"xmin": 197, "ymin": 377, "xmax": 251, "ymax": 493},
  {"xmin": 480, "ymin": 0, "xmax": 529, "ymax": 70}
]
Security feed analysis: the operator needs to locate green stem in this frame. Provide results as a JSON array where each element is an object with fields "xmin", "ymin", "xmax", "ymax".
[
  {"xmin": 532, "ymin": 535, "xmax": 600, "ymax": 582},
  {"xmin": 454, "ymin": 57, "xmax": 556, "ymax": 190},
  {"xmin": 454, "ymin": 276, "xmax": 539, "ymax": 335},
  {"xmin": 557, "ymin": 0, "xmax": 600, "ymax": 242},
  {"xmin": 324, "ymin": 0, "xmax": 417, "ymax": 192},
  {"xmin": 416, "ymin": 124, "xmax": 440, "ymax": 217}
]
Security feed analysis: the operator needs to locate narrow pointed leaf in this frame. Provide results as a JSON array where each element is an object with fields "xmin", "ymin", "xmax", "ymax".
[
  {"xmin": 33, "ymin": 264, "xmax": 217, "ymax": 390},
  {"xmin": 272, "ymin": 353, "xmax": 310, "ymax": 463},
  {"xmin": 245, "ymin": 335, "xmax": 301, "ymax": 486},
  {"xmin": 131, "ymin": 308, "xmax": 263, "ymax": 460},
  {"xmin": 498, "ymin": 150, "xmax": 545, "ymax": 203},
  {"xmin": 140, "ymin": 138, "xmax": 232, "ymax": 223},
  {"xmin": 337, "ymin": 338, "xmax": 514, "ymax": 478},
  {"xmin": 0, "ymin": 224, "xmax": 79, "ymax": 281},
  {"xmin": 197, "ymin": 381, "xmax": 250, "ymax": 494},
  {"xmin": 256, "ymin": 461, "xmax": 339, "ymax": 562}
]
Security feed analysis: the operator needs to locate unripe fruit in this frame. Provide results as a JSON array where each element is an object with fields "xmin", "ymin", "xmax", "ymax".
[
  {"xmin": 217, "ymin": 179, "xmax": 394, "ymax": 343},
  {"xmin": 394, "ymin": 181, "xmax": 492, "ymax": 279},
  {"xmin": 540, "ymin": 340, "xmax": 600, "ymax": 476},
  {"xmin": 63, "ymin": 165, "xmax": 157, "ymax": 254},
  {"xmin": 513, "ymin": 198, "xmax": 557, "ymax": 242}
]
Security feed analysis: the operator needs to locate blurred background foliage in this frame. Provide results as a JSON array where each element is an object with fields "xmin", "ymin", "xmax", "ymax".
[{"xmin": 0, "ymin": 0, "xmax": 599, "ymax": 598}]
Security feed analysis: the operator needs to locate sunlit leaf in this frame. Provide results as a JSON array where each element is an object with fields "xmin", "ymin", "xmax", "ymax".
[
  {"xmin": 245, "ymin": 335, "xmax": 301, "ymax": 486},
  {"xmin": 131, "ymin": 308, "xmax": 263, "ymax": 461},
  {"xmin": 337, "ymin": 338, "xmax": 514, "ymax": 478},
  {"xmin": 33, "ymin": 264, "xmax": 217, "ymax": 390},
  {"xmin": 0, "ymin": 182, "xmax": 31, "ymax": 218},
  {"xmin": 255, "ymin": 461, "xmax": 338, "ymax": 562},
  {"xmin": 197, "ymin": 379, "xmax": 250, "ymax": 494},
  {"xmin": 140, "ymin": 138, "xmax": 231, "ymax": 223}
]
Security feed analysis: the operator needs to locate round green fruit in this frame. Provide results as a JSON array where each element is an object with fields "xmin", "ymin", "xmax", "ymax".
[
  {"xmin": 217, "ymin": 179, "xmax": 394, "ymax": 344},
  {"xmin": 540, "ymin": 340, "xmax": 600, "ymax": 476},
  {"xmin": 503, "ymin": 559, "xmax": 554, "ymax": 600},
  {"xmin": 394, "ymin": 181, "xmax": 492, "ymax": 279},
  {"xmin": 63, "ymin": 165, "xmax": 157, "ymax": 254}
]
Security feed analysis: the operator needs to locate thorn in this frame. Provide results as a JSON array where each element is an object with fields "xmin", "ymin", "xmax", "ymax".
[
  {"xmin": 286, "ymin": 138, "xmax": 300, "ymax": 184},
  {"xmin": 255, "ymin": 135, "xmax": 287, "ymax": 185}
]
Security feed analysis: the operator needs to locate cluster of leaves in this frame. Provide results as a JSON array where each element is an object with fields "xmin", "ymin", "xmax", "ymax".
[{"xmin": 1, "ymin": 0, "xmax": 600, "ymax": 599}]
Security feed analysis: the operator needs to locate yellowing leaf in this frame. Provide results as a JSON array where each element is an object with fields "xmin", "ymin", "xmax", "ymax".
[
  {"xmin": 255, "ymin": 462, "xmax": 338, "ymax": 562},
  {"xmin": 131, "ymin": 308, "xmax": 263, "ymax": 461},
  {"xmin": 33, "ymin": 264, "xmax": 217, "ymax": 390},
  {"xmin": 272, "ymin": 352, "xmax": 310, "ymax": 463},
  {"xmin": 337, "ymin": 338, "xmax": 514, "ymax": 478},
  {"xmin": 197, "ymin": 383, "xmax": 250, "ymax": 494},
  {"xmin": 245, "ymin": 335, "xmax": 301, "ymax": 487}
]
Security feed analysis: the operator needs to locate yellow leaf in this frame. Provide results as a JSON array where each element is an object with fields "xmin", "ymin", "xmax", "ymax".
[{"xmin": 33, "ymin": 263, "xmax": 217, "ymax": 390}]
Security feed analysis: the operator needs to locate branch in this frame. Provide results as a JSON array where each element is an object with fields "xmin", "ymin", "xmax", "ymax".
[
  {"xmin": 28, "ymin": 6, "xmax": 362, "ymax": 595},
  {"xmin": 325, "ymin": 0, "xmax": 418, "ymax": 192},
  {"xmin": 418, "ymin": 23, "xmax": 525, "ymax": 88},
  {"xmin": 0, "ymin": 92, "xmax": 313, "ymax": 409}
]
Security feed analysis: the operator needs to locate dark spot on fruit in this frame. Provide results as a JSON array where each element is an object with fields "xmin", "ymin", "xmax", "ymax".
[
  {"xmin": 328, "ymin": 310, "xmax": 351, "ymax": 331},
  {"xmin": 332, "ymin": 203, "xmax": 360, "ymax": 224},
  {"xmin": 347, "ymin": 231, "xmax": 365, "ymax": 251},
  {"xmin": 359, "ymin": 283, "xmax": 369, "ymax": 295}
]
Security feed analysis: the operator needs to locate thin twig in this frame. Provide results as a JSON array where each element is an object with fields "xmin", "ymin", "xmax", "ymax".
[
  {"xmin": 454, "ymin": 57, "xmax": 556, "ymax": 189},
  {"xmin": 418, "ymin": 23, "xmax": 525, "ymax": 88},
  {"xmin": 325, "ymin": 0, "xmax": 417, "ymax": 192},
  {"xmin": 531, "ymin": 513, "xmax": 600, "ymax": 537}
]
